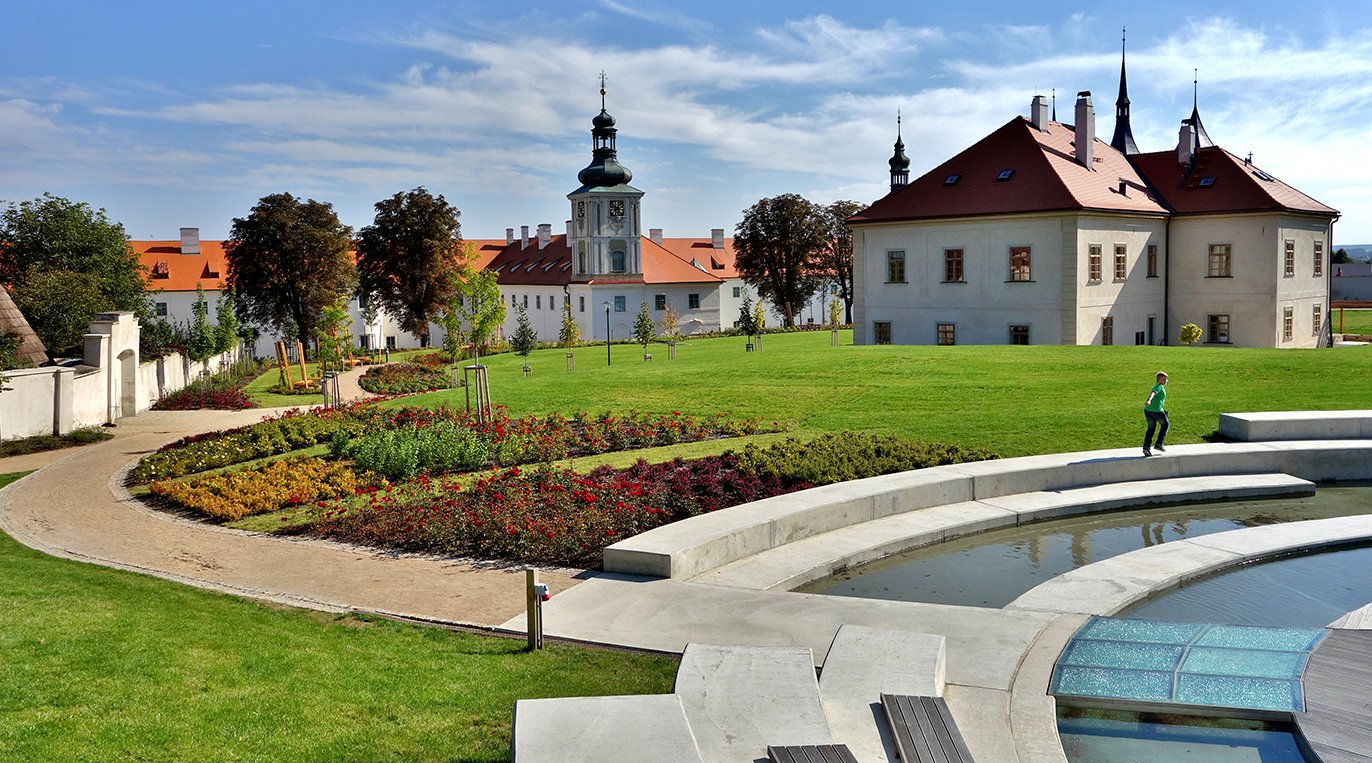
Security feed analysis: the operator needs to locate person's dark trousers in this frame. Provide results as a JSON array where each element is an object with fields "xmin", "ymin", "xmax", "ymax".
[{"xmin": 1144, "ymin": 410, "xmax": 1169, "ymax": 450}]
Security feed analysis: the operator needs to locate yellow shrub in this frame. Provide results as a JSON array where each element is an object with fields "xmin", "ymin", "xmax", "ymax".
[{"xmin": 151, "ymin": 458, "xmax": 358, "ymax": 520}]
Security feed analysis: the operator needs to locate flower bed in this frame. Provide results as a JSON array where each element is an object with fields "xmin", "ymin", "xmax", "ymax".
[
  {"xmin": 730, "ymin": 432, "xmax": 999, "ymax": 486},
  {"xmin": 151, "ymin": 458, "xmax": 363, "ymax": 521},
  {"xmin": 152, "ymin": 378, "xmax": 256, "ymax": 411},
  {"xmin": 299, "ymin": 456, "xmax": 803, "ymax": 566},
  {"xmin": 357, "ymin": 362, "xmax": 454, "ymax": 395}
]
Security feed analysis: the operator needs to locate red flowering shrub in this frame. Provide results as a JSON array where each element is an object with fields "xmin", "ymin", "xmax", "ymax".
[
  {"xmin": 153, "ymin": 379, "xmax": 255, "ymax": 411},
  {"xmin": 299, "ymin": 455, "xmax": 806, "ymax": 566}
]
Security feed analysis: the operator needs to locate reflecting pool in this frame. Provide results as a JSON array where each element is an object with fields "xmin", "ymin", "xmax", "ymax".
[
  {"xmin": 1058, "ymin": 707, "xmax": 1312, "ymax": 763},
  {"xmin": 797, "ymin": 485, "xmax": 1371, "ymax": 608}
]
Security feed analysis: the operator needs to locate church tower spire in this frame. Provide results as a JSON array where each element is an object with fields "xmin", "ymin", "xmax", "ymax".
[
  {"xmin": 1189, "ymin": 69, "xmax": 1214, "ymax": 148},
  {"xmin": 1109, "ymin": 28, "xmax": 1139, "ymax": 155},
  {"xmin": 888, "ymin": 110, "xmax": 911, "ymax": 192},
  {"xmin": 568, "ymin": 72, "xmax": 644, "ymax": 283}
]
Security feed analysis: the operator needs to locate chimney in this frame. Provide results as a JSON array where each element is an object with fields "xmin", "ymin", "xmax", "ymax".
[
  {"xmin": 565, "ymin": 219, "xmax": 572, "ymax": 237},
  {"xmin": 1074, "ymin": 91, "xmax": 1095, "ymax": 168},
  {"xmin": 520, "ymin": 225, "xmax": 529, "ymax": 249},
  {"xmin": 711, "ymin": 228, "xmax": 725, "ymax": 249},
  {"xmin": 1178, "ymin": 119, "xmax": 1197, "ymax": 166},
  {"xmin": 1030, "ymin": 94, "xmax": 1049, "ymax": 131},
  {"xmin": 506, "ymin": 227, "xmax": 515, "ymax": 245},
  {"xmin": 179, "ymin": 227, "xmax": 200, "ymax": 255},
  {"xmin": 537, "ymin": 223, "xmax": 551, "ymax": 249},
  {"xmin": 649, "ymin": 228, "xmax": 663, "ymax": 245},
  {"xmin": 1117, "ymin": 180, "xmax": 1127, "ymax": 196}
]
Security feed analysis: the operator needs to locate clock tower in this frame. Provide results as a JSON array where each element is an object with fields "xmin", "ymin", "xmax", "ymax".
[{"xmin": 568, "ymin": 73, "xmax": 644, "ymax": 282}]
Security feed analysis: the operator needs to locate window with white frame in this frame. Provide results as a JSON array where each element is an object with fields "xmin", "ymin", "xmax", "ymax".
[
  {"xmin": 1088, "ymin": 245, "xmax": 1102, "ymax": 282},
  {"xmin": 886, "ymin": 251, "xmax": 906, "ymax": 283},
  {"xmin": 1314, "ymin": 242, "xmax": 1324, "ymax": 277},
  {"xmin": 155, "ymin": 302, "xmax": 168, "ymax": 317},
  {"xmin": 944, "ymin": 249, "xmax": 964, "ymax": 282},
  {"xmin": 1114, "ymin": 244, "xmax": 1127, "ymax": 280},
  {"xmin": 1284, "ymin": 240, "xmax": 1295, "ymax": 277},
  {"xmin": 1283, "ymin": 306, "xmax": 1293, "ymax": 341},
  {"xmin": 1313, "ymin": 304, "xmax": 1322, "ymax": 336}
]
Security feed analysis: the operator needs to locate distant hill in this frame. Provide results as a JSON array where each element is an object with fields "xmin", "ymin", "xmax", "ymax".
[{"xmin": 1335, "ymin": 244, "xmax": 1372, "ymax": 262}]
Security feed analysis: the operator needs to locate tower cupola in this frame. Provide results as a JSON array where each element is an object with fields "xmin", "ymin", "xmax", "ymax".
[
  {"xmin": 889, "ymin": 111, "xmax": 911, "ymax": 192},
  {"xmin": 577, "ymin": 74, "xmax": 634, "ymax": 189},
  {"xmin": 1110, "ymin": 29, "xmax": 1140, "ymax": 155}
]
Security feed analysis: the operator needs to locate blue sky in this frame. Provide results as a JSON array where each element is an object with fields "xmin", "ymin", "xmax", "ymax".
[{"xmin": 3, "ymin": 1, "xmax": 1371, "ymax": 243}]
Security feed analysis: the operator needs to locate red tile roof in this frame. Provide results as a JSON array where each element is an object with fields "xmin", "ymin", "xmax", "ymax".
[
  {"xmin": 655, "ymin": 238, "xmax": 740, "ymax": 278},
  {"xmin": 133, "ymin": 240, "xmax": 229, "ymax": 292},
  {"xmin": 851, "ymin": 117, "xmax": 1169, "ymax": 225},
  {"xmin": 1130, "ymin": 147, "xmax": 1338, "ymax": 217}
]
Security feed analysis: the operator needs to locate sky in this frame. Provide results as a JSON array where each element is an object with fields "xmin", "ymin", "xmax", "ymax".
[{"xmin": 3, "ymin": 1, "xmax": 1372, "ymax": 244}]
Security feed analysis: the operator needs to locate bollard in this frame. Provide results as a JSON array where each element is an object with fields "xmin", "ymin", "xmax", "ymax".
[{"xmin": 525, "ymin": 568, "xmax": 549, "ymax": 650}]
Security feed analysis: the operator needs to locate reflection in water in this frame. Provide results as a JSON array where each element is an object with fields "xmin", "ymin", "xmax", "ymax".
[
  {"xmin": 1058, "ymin": 707, "xmax": 1310, "ymax": 763},
  {"xmin": 798, "ymin": 486, "xmax": 1371, "ymax": 609}
]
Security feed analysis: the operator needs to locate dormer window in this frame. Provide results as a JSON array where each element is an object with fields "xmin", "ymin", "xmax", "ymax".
[
  {"xmin": 996, "ymin": 169, "xmax": 1015, "ymax": 182},
  {"xmin": 151, "ymin": 261, "xmax": 170, "ymax": 279},
  {"xmin": 1198, "ymin": 176, "xmax": 1216, "ymax": 188},
  {"xmin": 1252, "ymin": 169, "xmax": 1275, "ymax": 182},
  {"xmin": 943, "ymin": 174, "xmax": 961, "ymax": 186}
]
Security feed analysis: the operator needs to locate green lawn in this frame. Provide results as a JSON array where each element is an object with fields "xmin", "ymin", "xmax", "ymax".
[
  {"xmin": 1335, "ymin": 308, "xmax": 1372, "ymax": 336},
  {"xmin": 398, "ymin": 331, "xmax": 1372, "ymax": 458},
  {"xmin": 0, "ymin": 470, "xmax": 676, "ymax": 762}
]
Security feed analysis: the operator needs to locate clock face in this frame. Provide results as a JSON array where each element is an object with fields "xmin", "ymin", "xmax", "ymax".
[
  {"xmin": 576, "ymin": 201, "xmax": 585, "ymax": 219},
  {"xmin": 609, "ymin": 200, "xmax": 625, "ymax": 218}
]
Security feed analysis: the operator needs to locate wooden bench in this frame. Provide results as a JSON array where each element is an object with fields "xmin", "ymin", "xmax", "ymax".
[
  {"xmin": 880, "ymin": 694, "xmax": 974, "ymax": 762},
  {"xmin": 767, "ymin": 744, "xmax": 859, "ymax": 763}
]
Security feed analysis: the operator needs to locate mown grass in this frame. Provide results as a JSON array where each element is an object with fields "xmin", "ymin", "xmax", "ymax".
[
  {"xmin": 1335, "ymin": 308, "xmax": 1372, "ymax": 336},
  {"xmin": 395, "ymin": 330, "xmax": 1372, "ymax": 458},
  {"xmin": 0, "ymin": 471, "xmax": 676, "ymax": 762}
]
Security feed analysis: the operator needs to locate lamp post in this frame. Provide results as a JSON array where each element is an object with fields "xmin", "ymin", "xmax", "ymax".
[{"xmin": 603, "ymin": 301, "xmax": 612, "ymax": 366}]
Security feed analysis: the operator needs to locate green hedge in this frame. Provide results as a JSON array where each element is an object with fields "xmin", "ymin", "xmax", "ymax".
[{"xmin": 729, "ymin": 432, "xmax": 998, "ymax": 486}]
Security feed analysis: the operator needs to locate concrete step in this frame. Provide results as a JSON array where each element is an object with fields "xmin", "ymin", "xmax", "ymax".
[
  {"xmin": 818, "ymin": 624, "xmax": 947, "ymax": 762},
  {"xmin": 675, "ymin": 643, "xmax": 834, "ymax": 762},
  {"xmin": 512, "ymin": 693, "xmax": 702, "ymax": 762}
]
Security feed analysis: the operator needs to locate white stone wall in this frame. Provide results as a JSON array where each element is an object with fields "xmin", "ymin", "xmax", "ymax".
[{"xmin": 1071, "ymin": 216, "xmax": 1169, "ymax": 346}]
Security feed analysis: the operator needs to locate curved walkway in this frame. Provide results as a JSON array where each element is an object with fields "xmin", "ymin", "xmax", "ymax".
[{"xmin": 0, "ymin": 365, "xmax": 583, "ymax": 629}]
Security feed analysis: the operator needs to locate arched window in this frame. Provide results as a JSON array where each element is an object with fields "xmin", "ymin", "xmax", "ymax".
[
  {"xmin": 577, "ymin": 243, "xmax": 587, "ymax": 273},
  {"xmin": 610, "ymin": 249, "xmax": 626, "ymax": 273}
]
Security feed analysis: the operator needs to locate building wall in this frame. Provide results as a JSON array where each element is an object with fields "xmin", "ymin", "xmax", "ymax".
[
  {"xmin": 1168, "ymin": 213, "xmax": 1330, "ymax": 349},
  {"xmin": 1071, "ymin": 215, "xmax": 1169, "ymax": 346},
  {"xmin": 854, "ymin": 213, "xmax": 1081, "ymax": 345}
]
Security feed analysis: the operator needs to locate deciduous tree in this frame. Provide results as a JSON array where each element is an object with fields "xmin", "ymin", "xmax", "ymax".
[
  {"xmin": 186, "ymin": 285, "xmax": 217, "ymax": 362},
  {"xmin": 355, "ymin": 188, "xmax": 463, "ymax": 343},
  {"xmin": 633, "ymin": 301, "xmax": 655, "ymax": 358},
  {"xmin": 733, "ymin": 193, "xmax": 827, "ymax": 327},
  {"xmin": 817, "ymin": 200, "xmax": 865, "ymax": 324},
  {"xmin": 226, "ymin": 193, "xmax": 355, "ymax": 346},
  {"xmin": 214, "ymin": 288, "xmax": 241, "ymax": 355},
  {"xmin": 0, "ymin": 193, "xmax": 150, "ymax": 354},
  {"xmin": 558, "ymin": 299, "xmax": 581, "ymax": 348}
]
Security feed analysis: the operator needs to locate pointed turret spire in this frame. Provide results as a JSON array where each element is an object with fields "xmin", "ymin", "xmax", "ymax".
[
  {"xmin": 1110, "ymin": 28, "xmax": 1139, "ymax": 154},
  {"xmin": 888, "ymin": 109, "xmax": 910, "ymax": 192},
  {"xmin": 1052, "ymin": 88, "xmax": 1057, "ymax": 122},
  {"xmin": 1189, "ymin": 69, "xmax": 1214, "ymax": 148},
  {"xmin": 577, "ymin": 71, "xmax": 634, "ymax": 189}
]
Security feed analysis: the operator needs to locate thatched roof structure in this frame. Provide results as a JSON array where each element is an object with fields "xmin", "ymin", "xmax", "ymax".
[{"xmin": 0, "ymin": 287, "xmax": 48, "ymax": 366}]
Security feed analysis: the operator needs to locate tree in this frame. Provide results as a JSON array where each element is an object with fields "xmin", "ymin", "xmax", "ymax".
[
  {"xmin": 753, "ymin": 300, "xmax": 767, "ymax": 350},
  {"xmin": 816, "ymin": 200, "xmax": 865, "ymax": 324},
  {"xmin": 0, "ymin": 193, "xmax": 150, "ymax": 354},
  {"xmin": 355, "ymin": 187, "xmax": 463, "ymax": 343},
  {"xmin": 828, "ymin": 298, "xmax": 842, "ymax": 328},
  {"xmin": 226, "ymin": 193, "xmax": 355, "ymax": 347},
  {"xmin": 186, "ymin": 285, "xmax": 218, "ymax": 362},
  {"xmin": 315, "ymin": 296, "xmax": 352, "ymax": 372},
  {"xmin": 633, "ymin": 301, "xmax": 655, "ymax": 358},
  {"xmin": 1179, "ymin": 322, "xmax": 1202, "ymax": 345},
  {"xmin": 511, "ymin": 304, "xmax": 538, "ymax": 361},
  {"xmin": 558, "ymin": 299, "xmax": 581, "ymax": 348},
  {"xmin": 214, "ymin": 287, "xmax": 240, "ymax": 355},
  {"xmin": 358, "ymin": 293, "xmax": 380, "ymax": 353},
  {"xmin": 1333, "ymin": 248, "xmax": 1353, "ymax": 265},
  {"xmin": 11, "ymin": 270, "xmax": 105, "ymax": 356},
  {"xmin": 737, "ymin": 294, "xmax": 758, "ymax": 339},
  {"xmin": 733, "ymin": 193, "xmax": 827, "ymax": 326},
  {"xmin": 440, "ymin": 256, "xmax": 506, "ymax": 366},
  {"xmin": 659, "ymin": 301, "xmax": 680, "ymax": 340}
]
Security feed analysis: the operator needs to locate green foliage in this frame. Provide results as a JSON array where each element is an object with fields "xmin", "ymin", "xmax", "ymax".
[
  {"xmin": 0, "ymin": 193, "xmax": 150, "ymax": 353},
  {"xmin": 1179, "ymin": 322, "xmax": 1202, "ymax": 345},
  {"xmin": 11, "ymin": 269, "xmax": 105, "ymax": 356},
  {"xmin": 737, "ymin": 294, "xmax": 758, "ymax": 337},
  {"xmin": 355, "ymin": 187, "xmax": 462, "ymax": 340},
  {"xmin": 511, "ymin": 304, "xmax": 538, "ymax": 358},
  {"xmin": 442, "ymin": 257, "xmax": 505, "ymax": 363},
  {"xmin": 315, "ymin": 296, "xmax": 352, "ymax": 372},
  {"xmin": 818, "ymin": 199, "xmax": 865, "ymax": 324},
  {"xmin": 214, "ymin": 288, "xmax": 240, "ymax": 354},
  {"xmin": 357, "ymin": 363, "xmax": 453, "ymax": 394},
  {"xmin": 335, "ymin": 420, "xmax": 489, "ymax": 481},
  {"xmin": 558, "ymin": 298, "xmax": 581, "ymax": 348},
  {"xmin": 1333, "ymin": 248, "xmax": 1353, "ymax": 265},
  {"xmin": 186, "ymin": 285, "xmax": 218, "ymax": 362},
  {"xmin": 633, "ymin": 301, "xmax": 655, "ymax": 351},
  {"xmin": 139, "ymin": 317, "xmax": 183, "ymax": 360},
  {"xmin": 129, "ymin": 411, "xmax": 362, "ymax": 483},
  {"xmin": 733, "ymin": 193, "xmax": 827, "ymax": 327},
  {"xmin": 828, "ymin": 298, "xmax": 842, "ymax": 328},
  {"xmin": 0, "ymin": 427, "xmax": 112, "ymax": 457},
  {"xmin": 0, "ymin": 332, "xmax": 24, "ymax": 372},
  {"xmin": 730, "ymin": 432, "xmax": 998, "ymax": 486},
  {"xmin": 226, "ymin": 192, "xmax": 356, "ymax": 344}
]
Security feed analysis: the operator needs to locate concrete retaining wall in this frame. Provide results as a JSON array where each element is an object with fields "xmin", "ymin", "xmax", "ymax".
[{"xmin": 603, "ymin": 437, "xmax": 1372, "ymax": 580}]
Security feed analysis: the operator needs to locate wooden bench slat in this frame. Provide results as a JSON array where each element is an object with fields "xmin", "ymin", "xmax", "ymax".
[
  {"xmin": 881, "ymin": 694, "xmax": 974, "ymax": 763},
  {"xmin": 766, "ymin": 744, "xmax": 858, "ymax": 763}
]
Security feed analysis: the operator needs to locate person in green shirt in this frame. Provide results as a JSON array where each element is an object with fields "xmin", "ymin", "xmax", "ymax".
[{"xmin": 1143, "ymin": 371, "xmax": 1168, "ymax": 457}]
